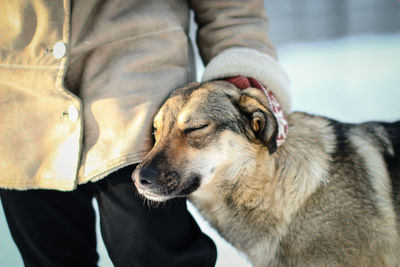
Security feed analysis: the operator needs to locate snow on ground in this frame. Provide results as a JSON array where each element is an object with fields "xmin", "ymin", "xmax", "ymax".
[{"xmin": 1, "ymin": 33, "xmax": 399, "ymax": 267}]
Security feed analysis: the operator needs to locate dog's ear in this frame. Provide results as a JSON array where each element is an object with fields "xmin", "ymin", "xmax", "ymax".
[{"xmin": 238, "ymin": 88, "xmax": 278, "ymax": 154}]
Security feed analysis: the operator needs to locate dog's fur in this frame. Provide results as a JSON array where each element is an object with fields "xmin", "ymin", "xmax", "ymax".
[{"xmin": 132, "ymin": 81, "xmax": 400, "ymax": 266}]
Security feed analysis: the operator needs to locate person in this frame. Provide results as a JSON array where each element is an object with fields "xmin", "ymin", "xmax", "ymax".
[{"xmin": 0, "ymin": 0, "xmax": 290, "ymax": 266}]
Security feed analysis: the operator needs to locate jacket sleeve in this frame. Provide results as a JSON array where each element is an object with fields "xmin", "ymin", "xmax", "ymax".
[{"xmin": 190, "ymin": 0, "xmax": 291, "ymax": 112}]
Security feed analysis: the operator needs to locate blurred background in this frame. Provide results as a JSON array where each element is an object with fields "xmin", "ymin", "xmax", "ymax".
[{"xmin": 1, "ymin": 1, "xmax": 399, "ymax": 266}]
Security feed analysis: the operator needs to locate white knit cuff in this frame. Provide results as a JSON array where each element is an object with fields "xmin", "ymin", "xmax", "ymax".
[{"xmin": 202, "ymin": 47, "xmax": 291, "ymax": 113}]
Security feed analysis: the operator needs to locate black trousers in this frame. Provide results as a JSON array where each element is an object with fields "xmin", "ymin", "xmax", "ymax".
[{"xmin": 0, "ymin": 166, "xmax": 216, "ymax": 267}]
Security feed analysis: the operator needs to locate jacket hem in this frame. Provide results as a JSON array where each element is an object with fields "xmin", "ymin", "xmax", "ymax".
[
  {"xmin": 0, "ymin": 152, "xmax": 148, "ymax": 191},
  {"xmin": 0, "ymin": 180, "xmax": 76, "ymax": 192},
  {"xmin": 78, "ymin": 151, "xmax": 148, "ymax": 185}
]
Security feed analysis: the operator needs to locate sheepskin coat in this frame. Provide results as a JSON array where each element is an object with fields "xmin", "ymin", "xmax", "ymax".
[{"xmin": 0, "ymin": 0, "xmax": 290, "ymax": 190}]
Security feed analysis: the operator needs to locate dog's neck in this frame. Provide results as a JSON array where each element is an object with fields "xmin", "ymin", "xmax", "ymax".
[
  {"xmin": 268, "ymin": 112, "xmax": 334, "ymax": 223},
  {"xmin": 190, "ymin": 112, "xmax": 335, "ymax": 262}
]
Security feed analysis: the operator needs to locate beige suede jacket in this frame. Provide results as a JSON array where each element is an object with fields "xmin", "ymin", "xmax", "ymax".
[{"xmin": 0, "ymin": 0, "xmax": 290, "ymax": 191}]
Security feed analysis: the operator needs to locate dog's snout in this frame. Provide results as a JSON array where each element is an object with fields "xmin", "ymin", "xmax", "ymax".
[
  {"xmin": 140, "ymin": 176, "xmax": 153, "ymax": 186},
  {"xmin": 138, "ymin": 166, "xmax": 158, "ymax": 186}
]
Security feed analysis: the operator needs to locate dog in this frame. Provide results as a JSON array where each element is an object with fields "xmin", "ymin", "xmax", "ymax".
[{"xmin": 132, "ymin": 81, "xmax": 400, "ymax": 266}]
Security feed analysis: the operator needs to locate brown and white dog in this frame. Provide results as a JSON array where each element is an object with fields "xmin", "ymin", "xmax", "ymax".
[{"xmin": 132, "ymin": 81, "xmax": 400, "ymax": 266}]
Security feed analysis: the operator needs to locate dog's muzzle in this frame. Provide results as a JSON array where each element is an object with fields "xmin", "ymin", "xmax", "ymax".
[
  {"xmin": 132, "ymin": 163, "xmax": 180, "ymax": 200},
  {"xmin": 132, "ymin": 164, "xmax": 201, "ymax": 202},
  {"xmin": 135, "ymin": 165, "xmax": 159, "ymax": 187}
]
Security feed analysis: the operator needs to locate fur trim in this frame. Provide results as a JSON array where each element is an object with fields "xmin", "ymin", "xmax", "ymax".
[{"xmin": 202, "ymin": 48, "xmax": 291, "ymax": 112}]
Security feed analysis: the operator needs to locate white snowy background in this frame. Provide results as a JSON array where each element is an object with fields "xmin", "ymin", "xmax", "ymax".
[{"xmin": 1, "ymin": 2, "xmax": 400, "ymax": 266}]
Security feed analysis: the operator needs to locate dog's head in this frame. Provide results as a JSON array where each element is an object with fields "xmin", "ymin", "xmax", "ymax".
[{"xmin": 132, "ymin": 81, "xmax": 279, "ymax": 201}]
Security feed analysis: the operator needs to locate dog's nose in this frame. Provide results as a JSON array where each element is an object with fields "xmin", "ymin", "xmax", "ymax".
[{"xmin": 138, "ymin": 166, "xmax": 158, "ymax": 186}]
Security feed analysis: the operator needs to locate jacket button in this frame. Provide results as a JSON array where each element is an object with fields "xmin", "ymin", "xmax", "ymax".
[
  {"xmin": 53, "ymin": 41, "xmax": 67, "ymax": 59},
  {"xmin": 63, "ymin": 105, "xmax": 79, "ymax": 122}
]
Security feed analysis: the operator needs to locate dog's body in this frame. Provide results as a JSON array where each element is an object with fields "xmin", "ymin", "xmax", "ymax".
[{"xmin": 132, "ymin": 81, "xmax": 400, "ymax": 266}]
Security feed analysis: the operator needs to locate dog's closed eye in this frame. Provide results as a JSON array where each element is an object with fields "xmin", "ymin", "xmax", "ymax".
[{"xmin": 183, "ymin": 124, "xmax": 209, "ymax": 134}]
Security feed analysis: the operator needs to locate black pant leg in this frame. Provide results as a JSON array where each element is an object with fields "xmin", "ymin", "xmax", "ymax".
[
  {"xmin": 94, "ymin": 166, "xmax": 217, "ymax": 267},
  {"xmin": 0, "ymin": 186, "xmax": 98, "ymax": 267}
]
